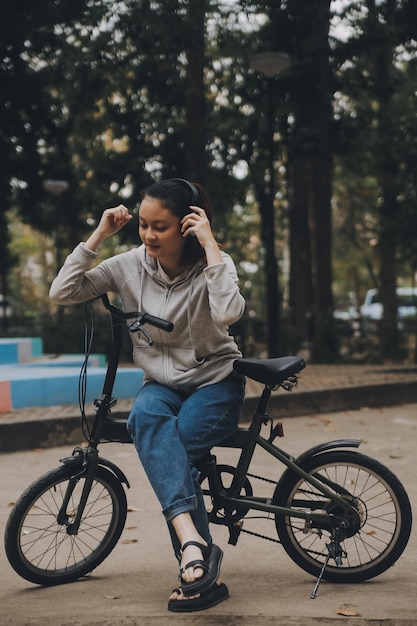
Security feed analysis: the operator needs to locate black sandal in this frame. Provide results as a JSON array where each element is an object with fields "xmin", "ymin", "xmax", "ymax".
[
  {"xmin": 168, "ymin": 582, "xmax": 229, "ymax": 613},
  {"xmin": 180, "ymin": 541, "xmax": 223, "ymax": 596}
]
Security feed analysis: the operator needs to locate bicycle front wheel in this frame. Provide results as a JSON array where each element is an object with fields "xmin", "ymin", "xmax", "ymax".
[
  {"xmin": 5, "ymin": 464, "xmax": 127, "ymax": 585},
  {"xmin": 273, "ymin": 450, "xmax": 412, "ymax": 583}
]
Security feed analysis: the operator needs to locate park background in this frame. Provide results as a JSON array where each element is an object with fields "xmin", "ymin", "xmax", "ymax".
[{"xmin": 1, "ymin": 0, "xmax": 417, "ymax": 365}]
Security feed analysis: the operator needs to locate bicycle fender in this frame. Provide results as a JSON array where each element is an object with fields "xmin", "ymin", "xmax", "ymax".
[
  {"xmin": 60, "ymin": 451, "xmax": 130, "ymax": 487},
  {"xmin": 98, "ymin": 457, "xmax": 130, "ymax": 488},
  {"xmin": 294, "ymin": 439, "xmax": 361, "ymax": 466}
]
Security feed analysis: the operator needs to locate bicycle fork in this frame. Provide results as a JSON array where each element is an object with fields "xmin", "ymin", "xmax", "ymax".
[{"xmin": 57, "ymin": 447, "xmax": 99, "ymax": 535}]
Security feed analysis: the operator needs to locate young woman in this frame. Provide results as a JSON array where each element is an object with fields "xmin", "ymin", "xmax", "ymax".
[{"xmin": 49, "ymin": 178, "xmax": 246, "ymax": 612}]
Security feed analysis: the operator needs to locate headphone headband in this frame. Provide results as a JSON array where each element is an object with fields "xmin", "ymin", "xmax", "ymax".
[{"xmin": 170, "ymin": 178, "xmax": 201, "ymax": 207}]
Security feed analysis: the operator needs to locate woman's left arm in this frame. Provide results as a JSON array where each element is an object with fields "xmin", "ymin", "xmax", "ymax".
[
  {"xmin": 203, "ymin": 255, "xmax": 245, "ymax": 326},
  {"xmin": 181, "ymin": 205, "xmax": 245, "ymax": 324}
]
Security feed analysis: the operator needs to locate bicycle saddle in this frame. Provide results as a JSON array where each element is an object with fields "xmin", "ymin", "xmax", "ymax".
[{"xmin": 233, "ymin": 356, "xmax": 305, "ymax": 386}]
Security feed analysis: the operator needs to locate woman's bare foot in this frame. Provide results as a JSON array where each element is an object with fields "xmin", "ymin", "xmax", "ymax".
[
  {"xmin": 168, "ymin": 579, "xmax": 223, "ymax": 603},
  {"xmin": 179, "ymin": 541, "xmax": 208, "ymax": 583},
  {"xmin": 169, "ymin": 587, "xmax": 198, "ymax": 602}
]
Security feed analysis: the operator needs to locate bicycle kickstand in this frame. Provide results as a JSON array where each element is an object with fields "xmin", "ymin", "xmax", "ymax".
[
  {"xmin": 310, "ymin": 553, "xmax": 330, "ymax": 599},
  {"xmin": 310, "ymin": 537, "xmax": 343, "ymax": 599}
]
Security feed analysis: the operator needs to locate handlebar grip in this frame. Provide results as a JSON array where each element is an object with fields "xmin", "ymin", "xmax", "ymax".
[
  {"xmin": 98, "ymin": 294, "xmax": 173, "ymax": 332},
  {"xmin": 142, "ymin": 313, "xmax": 174, "ymax": 332}
]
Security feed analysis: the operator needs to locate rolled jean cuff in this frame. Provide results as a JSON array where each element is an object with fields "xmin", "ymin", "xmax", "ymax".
[{"xmin": 163, "ymin": 494, "xmax": 198, "ymax": 522}]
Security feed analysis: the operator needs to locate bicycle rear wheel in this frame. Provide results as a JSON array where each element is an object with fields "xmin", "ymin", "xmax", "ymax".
[
  {"xmin": 273, "ymin": 450, "xmax": 412, "ymax": 583},
  {"xmin": 4, "ymin": 464, "xmax": 127, "ymax": 585}
]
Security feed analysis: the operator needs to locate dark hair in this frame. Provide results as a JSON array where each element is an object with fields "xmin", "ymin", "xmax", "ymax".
[{"xmin": 142, "ymin": 178, "xmax": 213, "ymax": 265}]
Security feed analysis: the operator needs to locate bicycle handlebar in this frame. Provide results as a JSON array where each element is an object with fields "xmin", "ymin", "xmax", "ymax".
[
  {"xmin": 98, "ymin": 293, "xmax": 174, "ymax": 333},
  {"xmin": 138, "ymin": 312, "xmax": 174, "ymax": 332}
]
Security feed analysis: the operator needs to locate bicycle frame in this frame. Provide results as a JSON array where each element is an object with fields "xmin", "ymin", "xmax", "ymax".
[{"xmin": 62, "ymin": 294, "xmax": 361, "ymax": 539}]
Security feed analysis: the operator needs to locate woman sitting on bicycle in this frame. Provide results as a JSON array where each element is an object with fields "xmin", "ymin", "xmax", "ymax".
[{"xmin": 49, "ymin": 178, "xmax": 246, "ymax": 612}]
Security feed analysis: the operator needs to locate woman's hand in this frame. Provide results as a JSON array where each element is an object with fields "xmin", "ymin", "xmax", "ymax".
[
  {"xmin": 180, "ymin": 206, "xmax": 215, "ymax": 247},
  {"xmin": 180, "ymin": 206, "xmax": 222, "ymax": 265},
  {"xmin": 96, "ymin": 205, "xmax": 132, "ymax": 237},
  {"xmin": 85, "ymin": 205, "xmax": 133, "ymax": 251}
]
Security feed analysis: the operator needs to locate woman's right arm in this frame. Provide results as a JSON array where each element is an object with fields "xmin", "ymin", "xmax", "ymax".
[{"xmin": 50, "ymin": 205, "xmax": 132, "ymax": 305}]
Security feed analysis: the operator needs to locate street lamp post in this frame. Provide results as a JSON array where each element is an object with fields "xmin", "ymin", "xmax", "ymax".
[{"xmin": 250, "ymin": 52, "xmax": 290, "ymax": 357}]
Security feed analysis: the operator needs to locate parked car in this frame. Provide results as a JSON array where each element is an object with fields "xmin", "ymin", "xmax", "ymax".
[
  {"xmin": 360, "ymin": 287, "xmax": 417, "ymax": 322},
  {"xmin": 333, "ymin": 293, "xmax": 360, "ymax": 337}
]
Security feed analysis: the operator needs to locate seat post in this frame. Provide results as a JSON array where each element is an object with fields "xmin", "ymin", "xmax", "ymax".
[{"xmin": 256, "ymin": 386, "xmax": 272, "ymax": 417}]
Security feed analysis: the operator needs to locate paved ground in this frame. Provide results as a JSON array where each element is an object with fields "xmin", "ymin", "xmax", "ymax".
[{"xmin": 1, "ymin": 363, "xmax": 417, "ymax": 624}]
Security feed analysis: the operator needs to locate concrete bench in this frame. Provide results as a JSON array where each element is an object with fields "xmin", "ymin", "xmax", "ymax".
[
  {"xmin": 0, "ymin": 338, "xmax": 141, "ymax": 412},
  {"xmin": 0, "ymin": 364, "xmax": 143, "ymax": 412}
]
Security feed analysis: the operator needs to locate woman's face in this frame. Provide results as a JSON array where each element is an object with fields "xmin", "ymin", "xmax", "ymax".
[{"xmin": 138, "ymin": 196, "xmax": 186, "ymax": 267}]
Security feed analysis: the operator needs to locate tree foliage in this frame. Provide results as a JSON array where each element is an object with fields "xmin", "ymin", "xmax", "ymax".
[
  {"xmin": 2, "ymin": 0, "xmax": 417, "ymax": 362},
  {"xmin": 332, "ymin": 0, "xmax": 417, "ymax": 358}
]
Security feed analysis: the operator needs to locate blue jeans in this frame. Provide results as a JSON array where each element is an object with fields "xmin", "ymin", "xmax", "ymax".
[{"xmin": 126, "ymin": 371, "xmax": 245, "ymax": 557}]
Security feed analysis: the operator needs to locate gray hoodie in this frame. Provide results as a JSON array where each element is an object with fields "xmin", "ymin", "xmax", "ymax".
[{"xmin": 50, "ymin": 243, "xmax": 244, "ymax": 394}]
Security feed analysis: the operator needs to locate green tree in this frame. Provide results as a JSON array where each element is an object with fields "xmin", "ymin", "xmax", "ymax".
[
  {"xmin": 286, "ymin": 0, "xmax": 337, "ymax": 361},
  {"xmin": 333, "ymin": 0, "xmax": 417, "ymax": 359}
]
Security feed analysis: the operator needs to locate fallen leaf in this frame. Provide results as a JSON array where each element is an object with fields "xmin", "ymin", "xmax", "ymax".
[
  {"xmin": 336, "ymin": 604, "xmax": 361, "ymax": 617},
  {"xmin": 125, "ymin": 525, "xmax": 138, "ymax": 530},
  {"xmin": 120, "ymin": 539, "xmax": 138, "ymax": 544},
  {"xmin": 103, "ymin": 595, "xmax": 119, "ymax": 600}
]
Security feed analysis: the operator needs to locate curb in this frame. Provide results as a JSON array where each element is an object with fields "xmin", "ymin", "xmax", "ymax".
[
  {"xmin": 3, "ymin": 380, "xmax": 417, "ymax": 453},
  {"xmin": 242, "ymin": 380, "xmax": 417, "ymax": 419}
]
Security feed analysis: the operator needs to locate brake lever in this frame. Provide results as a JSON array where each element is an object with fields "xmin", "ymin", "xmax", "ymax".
[{"xmin": 129, "ymin": 319, "xmax": 154, "ymax": 345}]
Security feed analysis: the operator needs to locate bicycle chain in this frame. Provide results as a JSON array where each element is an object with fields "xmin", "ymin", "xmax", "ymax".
[
  {"xmin": 247, "ymin": 472, "xmax": 278, "ymax": 485},
  {"xmin": 238, "ymin": 525, "xmax": 329, "ymax": 558},
  {"xmin": 222, "ymin": 470, "xmax": 330, "ymax": 556},
  {"xmin": 231, "ymin": 474, "xmax": 335, "ymax": 560},
  {"xmin": 238, "ymin": 525, "xmax": 281, "ymax": 544},
  {"xmin": 238, "ymin": 473, "xmax": 279, "ymax": 544}
]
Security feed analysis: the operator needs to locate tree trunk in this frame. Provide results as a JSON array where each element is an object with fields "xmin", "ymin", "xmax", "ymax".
[
  {"xmin": 184, "ymin": 0, "xmax": 206, "ymax": 183},
  {"xmin": 367, "ymin": 0, "xmax": 402, "ymax": 358},
  {"xmin": 288, "ymin": 160, "xmax": 314, "ymax": 345},
  {"xmin": 287, "ymin": 0, "xmax": 337, "ymax": 362}
]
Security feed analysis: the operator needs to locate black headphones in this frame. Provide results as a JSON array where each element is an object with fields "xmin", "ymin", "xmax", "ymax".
[{"xmin": 171, "ymin": 178, "xmax": 201, "ymax": 208}]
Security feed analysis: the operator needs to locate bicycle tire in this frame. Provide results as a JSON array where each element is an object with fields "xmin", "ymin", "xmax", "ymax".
[
  {"xmin": 273, "ymin": 450, "xmax": 412, "ymax": 583},
  {"xmin": 4, "ymin": 464, "xmax": 127, "ymax": 585}
]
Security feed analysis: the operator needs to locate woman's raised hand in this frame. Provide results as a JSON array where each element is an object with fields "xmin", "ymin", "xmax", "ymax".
[
  {"xmin": 180, "ymin": 206, "xmax": 215, "ymax": 248},
  {"xmin": 85, "ymin": 205, "xmax": 133, "ymax": 251},
  {"xmin": 180, "ymin": 205, "xmax": 222, "ymax": 266},
  {"xmin": 97, "ymin": 205, "xmax": 133, "ymax": 237}
]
